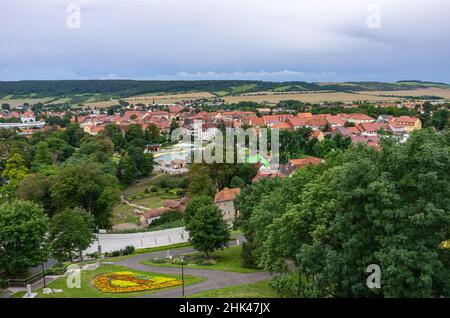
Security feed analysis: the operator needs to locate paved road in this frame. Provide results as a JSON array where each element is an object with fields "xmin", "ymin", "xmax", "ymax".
[{"xmin": 116, "ymin": 236, "xmax": 271, "ymax": 298}]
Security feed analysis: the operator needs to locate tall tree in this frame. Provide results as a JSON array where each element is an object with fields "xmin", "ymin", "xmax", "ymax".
[
  {"xmin": 50, "ymin": 160, "xmax": 120, "ymax": 228},
  {"xmin": 188, "ymin": 164, "xmax": 216, "ymax": 197},
  {"xmin": 49, "ymin": 207, "xmax": 95, "ymax": 262},
  {"xmin": 186, "ymin": 203, "xmax": 230, "ymax": 259},
  {"xmin": 1, "ymin": 153, "xmax": 28, "ymax": 198},
  {"xmin": 259, "ymin": 130, "xmax": 450, "ymax": 297},
  {"xmin": 0, "ymin": 200, "xmax": 49, "ymax": 274}
]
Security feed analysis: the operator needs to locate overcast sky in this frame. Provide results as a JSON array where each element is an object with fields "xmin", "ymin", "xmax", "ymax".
[{"xmin": 0, "ymin": 0, "xmax": 449, "ymax": 82}]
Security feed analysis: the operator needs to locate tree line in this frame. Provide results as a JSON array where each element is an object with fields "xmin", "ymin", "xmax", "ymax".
[
  {"xmin": 235, "ymin": 128, "xmax": 450, "ymax": 297},
  {"xmin": 0, "ymin": 122, "xmax": 156, "ymax": 275}
]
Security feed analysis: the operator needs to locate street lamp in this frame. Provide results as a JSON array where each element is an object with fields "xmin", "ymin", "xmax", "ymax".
[
  {"xmin": 40, "ymin": 233, "xmax": 50, "ymax": 288},
  {"xmin": 180, "ymin": 255, "xmax": 185, "ymax": 297},
  {"xmin": 96, "ymin": 227, "xmax": 102, "ymax": 258}
]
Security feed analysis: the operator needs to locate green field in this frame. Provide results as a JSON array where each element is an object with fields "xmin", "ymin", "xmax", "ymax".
[
  {"xmin": 141, "ymin": 246, "xmax": 262, "ymax": 274},
  {"xmin": 188, "ymin": 280, "xmax": 278, "ymax": 298},
  {"xmin": 11, "ymin": 264, "xmax": 202, "ymax": 298}
]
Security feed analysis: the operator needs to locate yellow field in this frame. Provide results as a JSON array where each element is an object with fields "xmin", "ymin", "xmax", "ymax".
[
  {"xmin": 83, "ymin": 99, "xmax": 119, "ymax": 108},
  {"xmin": 0, "ymin": 98, "xmax": 52, "ymax": 108},
  {"xmin": 125, "ymin": 92, "xmax": 215, "ymax": 105},
  {"xmin": 359, "ymin": 87, "xmax": 450, "ymax": 99},
  {"xmin": 223, "ymin": 91, "xmax": 403, "ymax": 104}
]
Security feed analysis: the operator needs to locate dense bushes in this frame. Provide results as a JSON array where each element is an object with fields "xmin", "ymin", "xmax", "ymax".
[
  {"xmin": 104, "ymin": 245, "xmax": 135, "ymax": 258},
  {"xmin": 150, "ymin": 210, "xmax": 183, "ymax": 227}
]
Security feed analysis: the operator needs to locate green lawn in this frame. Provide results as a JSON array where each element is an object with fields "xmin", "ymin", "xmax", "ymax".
[
  {"xmin": 141, "ymin": 246, "xmax": 262, "ymax": 274},
  {"xmin": 111, "ymin": 202, "xmax": 139, "ymax": 225},
  {"xmin": 11, "ymin": 264, "xmax": 203, "ymax": 298},
  {"xmin": 188, "ymin": 280, "xmax": 278, "ymax": 298},
  {"xmin": 112, "ymin": 173, "xmax": 185, "ymax": 226}
]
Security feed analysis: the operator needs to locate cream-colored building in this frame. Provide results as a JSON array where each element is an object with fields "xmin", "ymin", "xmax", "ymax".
[{"xmin": 214, "ymin": 187, "xmax": 241, "ymax": 223}]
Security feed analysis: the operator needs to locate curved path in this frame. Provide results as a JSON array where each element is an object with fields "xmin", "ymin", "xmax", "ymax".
[{"xmin": 116, "ymin": 241, "xmax": 271, "ymax": 298}]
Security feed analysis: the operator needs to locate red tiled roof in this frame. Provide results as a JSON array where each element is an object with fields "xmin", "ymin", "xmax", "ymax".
[
  {"xmin": 272, "ymin": 122, "xmax": 292, "ymax": 130},
  {"xmin": 357, "ymin": 122, "xmax": 387, "ymax": 133},
  {"xmin": 348, "ymin": 113, "xmax": 375, "ymax": 121},
  {"xmin": 164, "ymin": 200, "xmax": 182, "ymax": 209},
  {"xmin": 297, "ymin": 112, "xmax": 313, "ymax": 118},
  {"xmin": 287, "ymin": 117, "xmax": 308, "ymax": 128},
  {"xmin": 326, "ymin": 115, "xmax": 347, "ymax": 126},
  {"xmin": 214, "ymin": 187, "xmax": 241, "ymax": 203},
  {"xmin": 143, "ymin": 207, "xmax": 171, "ymax": 218},
  {"xmin": 289, "ymin": 156, "xmax": 323, "ymax": 168},
  {"xmin": 306, "ymin": 117, "xmax": 327, "ymax": 127},
  {"xmin": 249, "ymin": 117, "xmax": 264, "ymax": 127},
  {"xmin": 262, "ymin": 115, "xmax": 281, "ymax": 124},
  {"xmin": 390, "ymin": 116, "xmax": 419, "ymax": 125}
]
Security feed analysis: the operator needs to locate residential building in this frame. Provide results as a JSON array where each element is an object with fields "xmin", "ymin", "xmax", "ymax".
[{"xmin": 214, "ymin": 187, "xmax": 241, "ymax": 222}]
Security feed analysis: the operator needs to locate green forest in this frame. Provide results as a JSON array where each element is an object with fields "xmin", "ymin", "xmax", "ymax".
[{"xmin": 0, "ymin": 80, "xmax": 448, "ymax": 100}]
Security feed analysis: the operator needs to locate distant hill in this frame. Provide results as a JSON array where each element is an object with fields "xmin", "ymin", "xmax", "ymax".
[{"xmin": 0, "ymin": 79, "xmax": 448, "ymax": 102}]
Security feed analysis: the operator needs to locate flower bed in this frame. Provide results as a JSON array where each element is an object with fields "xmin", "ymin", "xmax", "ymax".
[{"xmin": 91, "ymin": 271, "xmax": 182, "ymax": 293}]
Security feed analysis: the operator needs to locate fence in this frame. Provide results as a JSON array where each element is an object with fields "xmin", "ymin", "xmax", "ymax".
[{"xmin": 6, "ymin": 266, "xmax": 66, "ymax": 289}]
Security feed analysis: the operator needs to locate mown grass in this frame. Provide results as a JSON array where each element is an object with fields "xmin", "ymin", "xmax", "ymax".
[
  {"xmin": 141, "ymin": 246, "xmax": 262, "ymax": 274},
  {"xmin": 11, "ymin": 264, "xmax": 202, "ymax": 298},
  {"xmin": 188, "ymin": 280, "xmax": 278, "ymax": 298}
]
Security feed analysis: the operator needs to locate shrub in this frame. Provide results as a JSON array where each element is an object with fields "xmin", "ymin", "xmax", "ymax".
[
  {"xmin": 105, "ymin": 245, "xmax": 136, "ymax": 258},
  {"xmin": 86, "ymin": 252, "xmax": 101, "ymax": 259},
  {"xmin": 0, "ymin": 277, "xmax": 8, "ymax": 288},
  {"xmin": 151, "ymin": 258, "xmax": 168, "ymax": 264},
  {"xmin": 241, "ymin": 241, "xmax": 258, "ymax": 269},
  {"xmin": 158, "ymin": 176, "xmax": 169, "ymax": 188},
  {"xmin": 199, "ymin": 260, "xmax": 215, "ymax": 266},
  {"xmin": 150, "ymin": 211, "xmax": 183, "ymax": 227},
  {"xmin": 269, "ymin": 273, "xmax": 299, "ymax": 298},
  {"xmin": 123, "ymin": 245, "xmax": 135, "ymax": 255}
]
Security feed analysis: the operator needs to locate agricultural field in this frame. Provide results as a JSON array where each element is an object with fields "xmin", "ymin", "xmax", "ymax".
[
  {"xmin": 83, "ymin": 99, "xmax": 119, "ymax": 109},
  {"xmin": 0, "ymin": 97, "xmax": 53, "ymax": 107},
  {"xmin": 359, "ymin": 87, "xmax": 450, "ymax": 99},
  {"xmin": 222, "ymin": 91, "xmax": 403, "ymax": 104},
  {"xmin": 124, "ymin": 92, "xmax": 215, "ymax": 105}
]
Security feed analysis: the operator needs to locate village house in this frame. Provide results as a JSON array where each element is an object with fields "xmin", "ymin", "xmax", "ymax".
[
  {"xmin": 310, "ymin": 130, "xmax": 325, "ymax": 141},
  {"xmin": 288, "ymin": 156, "xmax": 324, "ymax": 169},
  {"xmin": 171, "ymin": 159, "xmax": 187, "ymax": 170},
  {"xmin": 342, "ymin": 113, "xmax": 375, "ymax": 124},
  {"xmin": 140, "ymin": 207, "xmax": 171, "ymax": 226},
  {"xmin": 214, "ymin": 187, "xmax": 241, "ymax": 223},
  {"xmin": 140, "ymin": 197, "xmax": 189, "ymax": 226},
  {"xmin": 389, "ymin": 116, "xmax": 422, "ymax": 132},
  {"xmin": 146, "ymin": 144, "xmax": 162, "ymax": 153},
  {"xmin": 357, "ymin": 122, "xmax": 389, "ymax": 137},
  {"xmin": 20, "ymin": 111, "xmax": 36, "ymax": 123}
]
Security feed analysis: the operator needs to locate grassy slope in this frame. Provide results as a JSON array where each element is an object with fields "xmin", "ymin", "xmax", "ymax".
[
  {"xmin": 141, "ymin": 246, "xmax": 262, "ymax": 274},
  {"xmin": 188, "ymin": 280, "xmax": 278, "ymax": 298},
  {"xmin": 11, "ymin": 264, "xmax": 203, "ymax": 298}
]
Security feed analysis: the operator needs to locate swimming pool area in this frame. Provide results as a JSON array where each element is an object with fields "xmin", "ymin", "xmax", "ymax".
[{"xmin": 152, "ymin": 142, "xmax": 272, "ymax": 167}]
